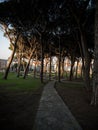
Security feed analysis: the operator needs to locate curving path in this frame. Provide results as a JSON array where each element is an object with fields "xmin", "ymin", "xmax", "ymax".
[{"xmin": 33, "ymin": 81, "xmax": 82, "ymax": 130}]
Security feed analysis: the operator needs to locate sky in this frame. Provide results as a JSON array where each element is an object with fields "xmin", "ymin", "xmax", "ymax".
[
  {"xmin": 0, "ymin": 30, "xmax": 11, "ymax": 60},
  {"xmin": 0, "ymin": 0, "xmax": 8, "ymax": 3},
  {"xmin": 0, "ymin": 0, "xmax": 12, "ymax": 60}
]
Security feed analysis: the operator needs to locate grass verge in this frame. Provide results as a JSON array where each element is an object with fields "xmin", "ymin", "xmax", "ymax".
[
  {"xmin": 55, "ymin": 81, "xmax": 98, "ymax": 130},
  {"xmin": 0, "ymin": 72, "xmax": 43, "ymax": 92},
  {"xmin": 0, "ymin": 72, "xmax": 44, "ymax": 130}
]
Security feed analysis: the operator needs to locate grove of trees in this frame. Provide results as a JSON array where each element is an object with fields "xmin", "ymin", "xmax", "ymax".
[{"xmin": 0, "ymin": 0, "xmax": 97, "ymax": 105}]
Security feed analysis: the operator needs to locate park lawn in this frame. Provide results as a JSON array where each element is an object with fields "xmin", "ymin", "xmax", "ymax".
[
  {"xmin": 56, "ymin": 81, "xmax": 84, "ymax": 88},
  {"xmin": 0, "ymin": 72, "xmax": 43, "ymax": 92},
  {"xmin": 55, "ymin": 81, "xmax": 98, "ymax": 130},
  {"xmin": 0, "ymin": 72, "xmax": 44, "ymax": 130}
]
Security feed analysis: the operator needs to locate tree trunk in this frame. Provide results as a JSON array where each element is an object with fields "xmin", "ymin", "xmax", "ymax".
[
  {"xmin": 58, "ymin": 37, "xmax": 61, "ymax": 82},
  {"xmin": 69, "ymin": 0, "xmax": 91, "ymax": 89},
  {"xmin": 91, "ymin": 1, "xmax": 98, "ymax": 105},
  {"xmin": 55, "ymin": 59, "xmax": 58, "ymax": 79},
  {"xmin": 44, "ymin": 58, "xmax": 48, "ymax": 76},
  {"xmin": 34, "ymin": 55, "xmax": 37, "ymax": 78},
  {"xmin": 34, "ymin": 62, "xmax": 37, "ymax": 78},
  {"xmin": 81, "ymin": 58, "xmax": 84, "ymax": 78},
  {"xmin": 90, "ymin": 60, "xmax": 93, "ymax": 78},
  {"xmin": 84, "ymin": 55, "xmax": 91, "ymax": 92},
  {"xmin": 49, "ymin": 53, "xmax": 52, "ymax": 81},
  {"xmin": 3, "ymin": 34, "xmax": 19, "ymax": 79},
  {"xmin": 69, "ymin": 56, "xmax": 75, "ymax": 81},
  {"xmin": 70, "ymin": 3, "xmax": 91, "ymax": 90},
  {"xmin": 40, "ymin": 38, "xmax": 44, "ymax": 83},
  {"xmin": 61, "ymin": 57, "xmax": 65, "ymax": 78},
  {"xmin": 75, "ymin": 59, "xmax": 79, "ymax": 79},
  {"xmin": 17, "ymin": 55, "xmax": 22, "ymax": 77},
  {"xmin": 23, "ymin": 58, "xmax": 26, "ymax": 72},
  {"xmin": 23, "ymin": 47, "xmax": 36, "ymax": 79},
  {"xmin": 23, "ymin": 53, "xmax": 32, "ymax": 79},
  {"xmin": 80, "ymin": 29, "xmax": 91, "ymax": 90}
]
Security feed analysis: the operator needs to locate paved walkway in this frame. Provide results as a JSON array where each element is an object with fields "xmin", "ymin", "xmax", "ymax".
[{"xmin": 33, "ymin": 81, "xmax": 82, "ymax": 130}]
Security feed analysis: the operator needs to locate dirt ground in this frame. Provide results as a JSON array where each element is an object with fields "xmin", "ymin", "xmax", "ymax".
[
  {"xmin": 0, "ymin": 87, "xmax": 43, "ymax": 130},
  {"xmin": 55, "ymin": 82, "xmax": 98, "ymax": 130}
]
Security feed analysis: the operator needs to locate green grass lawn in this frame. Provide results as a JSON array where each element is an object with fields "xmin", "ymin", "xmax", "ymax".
[
  {"xmin": 0, "ymin": 72, "xmax": 43, "ymax": 92},
  {"xmin": 56, "ymin": 81, "xmax": 84, "ymax": 88},
  {"xmin": 0, "ymin": 72, "xmax": 44, "ymax": 130}
]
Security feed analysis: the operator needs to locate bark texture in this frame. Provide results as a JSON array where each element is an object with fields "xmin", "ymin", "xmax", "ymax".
[
  {"xmin": 3, "ymin": 34, "xmax": 19, "ymax": 79},
  {"xmin": 91, "ymin": 1, "xmax": 98, "ymax": 105},
  {"xmin": 23, "ymin": 46, "xmax": 36, "ymax": 79}
]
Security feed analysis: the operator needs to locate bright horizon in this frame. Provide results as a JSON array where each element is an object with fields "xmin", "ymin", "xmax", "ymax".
[
  {"xmin": 0, "ymin": 30, "xmax": 11, "ymax": 60},
  {"xmin": 0, "ymin": 0, "xmax": 12, "ymax": 60},
  {"xmin": 0, "ymin": 0, "xmax": 8, "ymax": 3}
]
